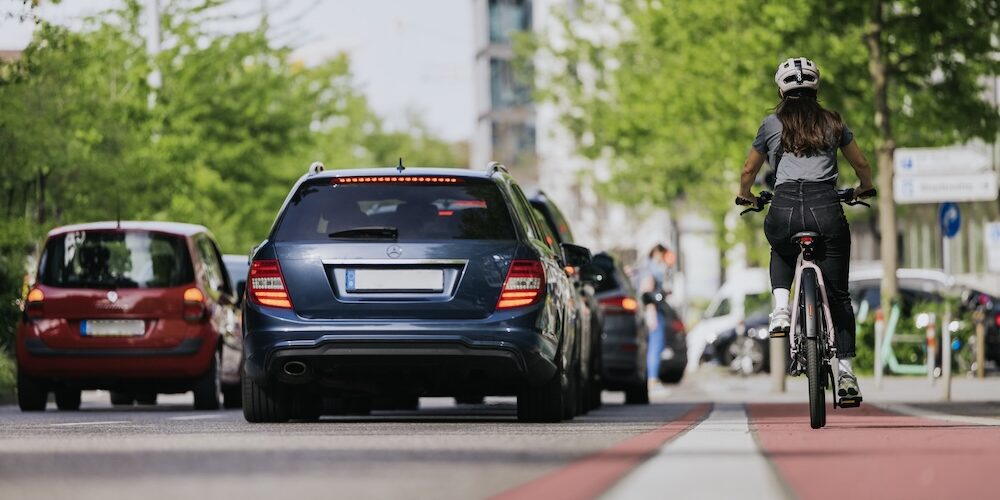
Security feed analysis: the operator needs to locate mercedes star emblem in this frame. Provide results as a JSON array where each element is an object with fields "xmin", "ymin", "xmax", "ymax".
[
  {"xmin": 386, "ymin": 245, "xmax": 403, "ymax": 258},
  {"xmin": 106, "ymin": 290, "xmax": 119, "ymax": 303}
]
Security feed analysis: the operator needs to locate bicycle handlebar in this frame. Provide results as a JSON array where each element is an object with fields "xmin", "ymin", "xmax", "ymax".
[{"xmin": 736, "ymin": 188, "xmax": 876, "ymax": 216}]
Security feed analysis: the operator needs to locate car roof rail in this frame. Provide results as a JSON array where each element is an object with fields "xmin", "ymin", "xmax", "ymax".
[
  {"xmin": 487, "ymin": 161, "xmax": 509, "ymax": 174},
  {"xmin": 308, "ymin": 161, "xmax": 325, "ymax": 176}
]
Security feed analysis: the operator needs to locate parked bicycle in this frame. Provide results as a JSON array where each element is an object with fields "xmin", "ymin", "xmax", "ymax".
[{"xmin": 738, "ymin": 188, "xmax": 875, "ymax": 429}]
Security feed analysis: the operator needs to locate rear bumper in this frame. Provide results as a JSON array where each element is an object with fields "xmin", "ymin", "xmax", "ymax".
[{"xmin": 244, "ymin": 308, "xmax": 559, "ymax": 396}]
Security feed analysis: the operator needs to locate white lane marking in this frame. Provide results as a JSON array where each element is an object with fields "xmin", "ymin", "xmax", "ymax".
[
  {"xmin": 169, "ymin": 414, "xmax": 223, "ymax": 421},
  {"xmin": 879, "ymin": 403, "xmax": 1000, "ymax": 427},
  {"xmin": 602, "ymin": 403, "xmax": 787, "ymax": 500},
  {"xmin": 49, "ymin": 420, "xmax": 130, "ymax": 427}
]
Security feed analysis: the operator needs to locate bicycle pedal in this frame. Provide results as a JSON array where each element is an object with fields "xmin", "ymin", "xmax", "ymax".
[{"xmin": 837, "ymin": 396, "xmax": 862, "ymax": 408}]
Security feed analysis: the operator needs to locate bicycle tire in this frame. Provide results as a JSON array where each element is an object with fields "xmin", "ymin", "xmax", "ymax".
[{"xmin": 802, "ymin": 269, "xmax": 826, "ymax": 429}]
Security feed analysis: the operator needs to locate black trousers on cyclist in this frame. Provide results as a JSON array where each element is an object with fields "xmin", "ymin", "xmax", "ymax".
[{"xmin": 763, "ymin": 181, "xmax": 855, "ymax": 358}]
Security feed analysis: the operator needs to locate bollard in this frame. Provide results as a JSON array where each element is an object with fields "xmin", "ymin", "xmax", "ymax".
[
  {"xmin": 771, "ymin": 336, "xmax": 786, "ymax": 393},
  {"xmin": 925, "ymin": 313, "xmax": 936, "ymax": 384},
  {"xmin": 975, "ymin": 310, "xmax": 986, "ymax": 379},
  {"xmin": 942, "ymin": 310, "xmax": 951, "ymax": 401},
  {"xmin": 874, "ymin": 308, "xmax": 884, "ymax": 389}
]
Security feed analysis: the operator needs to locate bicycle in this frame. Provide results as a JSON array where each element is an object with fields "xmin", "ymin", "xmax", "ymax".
[{"xmin": 737, "ymin": 187, "xmax": 876, "ymax": 429}]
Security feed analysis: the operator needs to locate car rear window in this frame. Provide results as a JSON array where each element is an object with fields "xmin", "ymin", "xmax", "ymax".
[
  {"xmin": 273, "ymin": 177, "xmax": 517, "ymax": 242},
  {"xmin": 39, "ymin": 231, "xmax": 194, "ymax": 289}
]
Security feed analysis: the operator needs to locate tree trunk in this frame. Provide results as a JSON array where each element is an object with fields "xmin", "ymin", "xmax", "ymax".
[
  {"xmin": 37, "ymin": 170, "xmax": 46, "ymax": 225},
  {"xmin": 865, "ymin": 0, "xmax": 898, "ymax": 313}
]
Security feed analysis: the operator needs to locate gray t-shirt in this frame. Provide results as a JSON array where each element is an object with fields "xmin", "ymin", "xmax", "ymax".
[{"xmin": 752, "ymin": 114, "xmax": 854, "ymax": 186}]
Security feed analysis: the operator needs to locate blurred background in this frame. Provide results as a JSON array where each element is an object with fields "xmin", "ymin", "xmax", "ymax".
[{"xmin": 0, "ymin": 0, "xmax": 998, "ymax": 393}]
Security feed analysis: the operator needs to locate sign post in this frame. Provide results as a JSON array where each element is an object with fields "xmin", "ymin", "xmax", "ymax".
[{"xmin": 938, "ymin": 202, "xmax": 961, "ymax": 275}]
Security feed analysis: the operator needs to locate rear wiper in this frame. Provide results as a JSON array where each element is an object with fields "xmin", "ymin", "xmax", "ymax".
[{"xmin": 328, "ymin": 226, "xmax": 398, "ymax": 240}]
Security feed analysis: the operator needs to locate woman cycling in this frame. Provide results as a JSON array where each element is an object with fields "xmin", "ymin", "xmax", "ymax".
[{"xmin": 737, "ymin": 57, "xmax": 875, "ymax": 402}]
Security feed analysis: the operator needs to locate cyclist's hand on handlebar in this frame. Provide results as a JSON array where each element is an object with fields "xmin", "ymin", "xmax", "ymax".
[
  {"xmin": 735, "ymin": 192, "xmax": 758, "ymax": 206},
  {"xmin": 854, "ymin": 185, "xmax": 877, "ymax": 201}
]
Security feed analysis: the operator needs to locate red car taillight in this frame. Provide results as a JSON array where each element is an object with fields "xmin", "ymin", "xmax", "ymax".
[
  {"xmin": 25, "ymin": 287, "xmax": 44, "ymax": 319},
  {"xmin": 496, "ymin": 260, "xmax": 545, "ymax": 310},
  {"xmin": 249, "ymin": 259, "xmax": 292, "ymax": 309},
  {"xmin": 670, "ymin": 318, "xmax": 686, "ymax": 334},
  {"xmin": 183, "ymin": 287, "xmax": 207, "ymax": 322},
  {"xmin": 599, "ymin": 295, "xmax": 639, "ymax": 315}
]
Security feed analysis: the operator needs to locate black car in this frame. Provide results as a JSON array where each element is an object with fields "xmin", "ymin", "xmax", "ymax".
[
  {"xmin": 703, "ymin": 313, "xmax": 770, "ymax": 375},
  {"xmin": 586, "ymin": 253, "xmax": 649, "ymax": 403},
  {"xmin": 529, "ymin": 191, "xmax": 603, "ymax": 411},
  {"xmin": 241, "ymin": 163, "xmax": 591, "ymax": 423}
]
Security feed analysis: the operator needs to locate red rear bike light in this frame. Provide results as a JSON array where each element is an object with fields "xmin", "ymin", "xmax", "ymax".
[
  {"xmin": 670, "ymin": 319, "xmax": 686, "ymax": 334},
  {"xmin": 599, "ymin": 296, "xmax": 638, "ymax": 315},
  {"xmin": 182, "ymin": 287, "xmax": 207, "ymax": 322},
  {"xmin": 994, "ymin": 313, "xmax": 1000, "ymax": 328},
  {"xmin": 331, "ymin": 176, "xmax": 463, "ymax": 185},
  {"xmin": 25, "ymin": 287, "xmax": 44, "ymax": 318},
  {"xmin": 497, "ymin": 260, "xmax": 545, "ymax": 310},
  {"xmin": 249, "ymin": 259, "xmax": 293, "ymax": 309}
]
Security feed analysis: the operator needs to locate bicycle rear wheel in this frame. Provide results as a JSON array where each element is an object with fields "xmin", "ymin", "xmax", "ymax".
[{"xmin": 802, "ymin": 269, "xmax": 826, "ymax": 429}]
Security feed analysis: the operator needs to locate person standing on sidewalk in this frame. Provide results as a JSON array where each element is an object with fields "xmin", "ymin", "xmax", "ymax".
[{"xmin": 640, "ymin": 243, "xmax": 675, "ymax": 390}]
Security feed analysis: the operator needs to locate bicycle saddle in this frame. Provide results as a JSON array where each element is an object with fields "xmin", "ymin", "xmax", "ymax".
[{"xmin": 791, "ymin": 231, "xmax": 820, "ymax": 244}]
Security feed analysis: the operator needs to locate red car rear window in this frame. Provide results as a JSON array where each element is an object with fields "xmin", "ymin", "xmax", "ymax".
[{"xmin": 39, "ymin": 231, "xmax": 194, "ymax": 289}]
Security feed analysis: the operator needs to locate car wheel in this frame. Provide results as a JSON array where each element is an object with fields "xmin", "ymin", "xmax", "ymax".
[
  {"xmin": 222, "ymin": 384, "xmax": 242, "ymax": 409},
  {"xmin": 192, "ymin": 353, "xmax": 221, "ymax": 410},
  {"xmin": 291, "ymin": 393, "xmax": 322, "ymax": 422},
  {"xmin": 586, "ymin": 381, "xmax": 603, "ymax": 410},
  {"xmin": 135, "ymin": 393, "xmax": 157, "ymax": 405},
  {"xmin": 517, "ymin": 366, "xmax": 565, "ymax": 423},
  {"xmin": 659, "ymin": 368, "xmax": 685, "ymax": 384},
  {"xmin": 242, "ymin": 374, "xmax": 290, "ymax": 423},
  {"xmin": 562, "ymin": 364, "xmax": 579, "ymax": 420},
  {"xmin": 54, "ymin": 387, "xmax": 82, "ymax": 411},
  {"xmin": 17, "ymin": 372, "xmax": 48, "ymax": 412},
  {"xmin": 110, "ymin": 391, "xmax": 134, "ymax": 406},
  {"xmin": 624, "ymin": 383, "xmax": 649, "ymax": 405},
  {"xmin": 454, "ymin": 395, "xmax": 485, "ymax": 405}
]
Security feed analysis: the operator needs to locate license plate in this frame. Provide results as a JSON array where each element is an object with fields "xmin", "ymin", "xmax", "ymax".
[
  {"xmin": 346, "ymin": 269, "xmax": 444, "ymax": 292},
  {"xmin": 81, "ymin": 320, "xmax": 146, "ymax": 337}
]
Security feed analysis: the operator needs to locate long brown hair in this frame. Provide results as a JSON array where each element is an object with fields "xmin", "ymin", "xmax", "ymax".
[{"xmin": 775, "ymin": 88, "xmax": 843, "ymax": 156}]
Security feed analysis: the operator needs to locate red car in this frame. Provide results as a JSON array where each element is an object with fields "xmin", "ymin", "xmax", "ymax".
[{"xmin": 15, "ymin": 222, "xmax": 243, "ymax": 411}]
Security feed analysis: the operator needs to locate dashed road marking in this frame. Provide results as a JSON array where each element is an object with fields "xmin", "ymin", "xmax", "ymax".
[
  {"xmin": 49, "ymin": 420, "xmax": 130, "ymax": 427},
  {"xmin": 169, "ymin": 414, "xmax": 223, "ymax": 421}
]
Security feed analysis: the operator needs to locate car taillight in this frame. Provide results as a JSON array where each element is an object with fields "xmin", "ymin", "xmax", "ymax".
[
  {"xmin": 670, "ymin": 319, "xmax": 686, "ymax": 334},
  {"xmin": 25, "ymin": 287, "xmax": 44, "ymax": 319},
  {"xmin": 994, "ymin": 313, "xmax": 1000, "ymax": 328},
  {"xmin": 249, "ymin": 259, "xmax": 293, "ymax": 309},
  {"xmin": 331, "ymin": 176, "xmax": 462, "ymax": 185},
  {"xmin": 183, "ymin": 287, "xmax": 207, "ymax": 322},
  {"xmin": 599, "ymin": 296, "xmax": 638, "ymax": 315},
  {"xmin": 497, "ymin": 260, "xmax": 545, "ymax": 310}
]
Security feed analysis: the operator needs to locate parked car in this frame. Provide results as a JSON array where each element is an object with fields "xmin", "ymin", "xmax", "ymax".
[
  {"xmin": 686, "ymin": 268, "xmax": 770, "ymax": 372},
  {"xmin": 529, "ymin": 191, "xmax": 603, "ymax": 411},
  {"xmin": 241, "ymin": 163, "xmax": 591, "ymax": 423},
  {"xmin": 16, "ymin": 221, "xmax": 243, "ymax": 411},
  {"xmin": 703, "ymin": 312, "xmax": 770, "ymax": 375},
  {"xmin": 585, "ymin": 252, "xmax": 649, "ymax": 403},
  {"xmin": 221, "ymin": 254, "xmax": 252, "ymax": 407}
]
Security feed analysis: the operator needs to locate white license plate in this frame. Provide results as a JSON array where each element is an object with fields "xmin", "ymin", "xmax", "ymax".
[
  {"xmin": 81, "ymin": 320, "xmax": 146, "ymax": 337},
  {"xmin": 346, "ymin": 269, "xmax": 444, "ymax": 292}
]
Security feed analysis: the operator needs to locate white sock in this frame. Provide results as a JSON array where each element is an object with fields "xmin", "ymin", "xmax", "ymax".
[
  {"xmin": 838, "ymin": 358, "xmax": 854, "ymax": 375},
  {"xmin": 772, "ymin": 288, "xmax": 790, "ymax": 311}
]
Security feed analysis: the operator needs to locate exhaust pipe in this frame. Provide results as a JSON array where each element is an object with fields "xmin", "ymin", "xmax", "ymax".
[{"xmin": 282, "ymin": 360, "xmax": 308, "ymax": 377}]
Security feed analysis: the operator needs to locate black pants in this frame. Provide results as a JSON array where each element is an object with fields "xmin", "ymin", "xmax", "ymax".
[{"xmin": 764, "ymin": 181, "xmax": 855, "ymax": 358}]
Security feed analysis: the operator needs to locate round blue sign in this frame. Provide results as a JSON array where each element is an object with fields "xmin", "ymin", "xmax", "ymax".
[{"xmin": 939, "ymin": 202, "xmax": 961, "ymax": 239}]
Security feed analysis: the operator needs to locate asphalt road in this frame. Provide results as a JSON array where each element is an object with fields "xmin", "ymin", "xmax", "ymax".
[{"xmin": 2, "ymin": 375, "xmax": 999, "ymax": 500}]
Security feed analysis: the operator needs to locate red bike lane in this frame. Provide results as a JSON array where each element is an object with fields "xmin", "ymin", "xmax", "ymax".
[{"xmin": 749, "ymin": 403, "xmax": 1000, "ymax": 500}]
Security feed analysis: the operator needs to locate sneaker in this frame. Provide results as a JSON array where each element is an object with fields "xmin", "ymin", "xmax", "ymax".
[
  {"xmin": 769, "ymin": 307, "xmax": 790, "ymax": 337},
  {"xmin": 837, "ymin": 372, "xmax": 861, "ymax": 398}
]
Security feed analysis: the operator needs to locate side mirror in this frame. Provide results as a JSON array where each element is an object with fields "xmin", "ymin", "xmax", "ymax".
[
  {"xmin": 560, "ymin": 243, "xmax": 592, "ymax": 268},
  {"xmin": 235, "ymin": 281, "xmax": 246, "ymax": 307},
  {"xmin": 578, "ymin": 264, "xmax": 602, "ymax": 284}
]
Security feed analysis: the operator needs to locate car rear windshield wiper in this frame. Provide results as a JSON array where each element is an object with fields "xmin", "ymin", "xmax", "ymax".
[{"xmin": 328, "ymin": 226, "xmax": 399, "ymax": 240}]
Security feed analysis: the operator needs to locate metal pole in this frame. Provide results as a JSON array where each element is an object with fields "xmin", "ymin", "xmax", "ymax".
[
  {"xmin": 770, "ymin": 337, "xmax": 786, "ymax": 393},
  {"xmin": 926, "ymin": 313, "xmax": 937, "ymax": 383},
  {"xmin": 975, "ymin": 310, "xmax": 987, "ymax": 379},
  {"xmin": 942, "ymin": 309, "xmax": 952, "ymax": 401},
  {"xmin": 874, "ymin": 308, "xmax": 885, "ymax": 389}
]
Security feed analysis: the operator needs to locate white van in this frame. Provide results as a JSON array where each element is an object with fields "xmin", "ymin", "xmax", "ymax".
[{"xmin": 685, "ymin": 267, "xmax": 770, "ymax": 372}]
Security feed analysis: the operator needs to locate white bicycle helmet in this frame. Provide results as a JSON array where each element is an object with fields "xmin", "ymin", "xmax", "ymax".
[{"xmin": 774, "ymin": 57, "xmax": 820, "ymax": 93}]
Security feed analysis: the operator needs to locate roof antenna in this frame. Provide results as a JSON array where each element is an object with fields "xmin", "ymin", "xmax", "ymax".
[{"xmin": 397, "ymin": 157, "xmax": 405, "ymax": 173}]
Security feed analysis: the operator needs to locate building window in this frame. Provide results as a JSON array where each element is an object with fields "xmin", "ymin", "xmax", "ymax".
[
  {"xmin": 490, "ymin": 58, "xmax": 532, "ymax": 109},
  {"xmin": 491, "ymin": 120, "xmax": 536, "ymax": 168},
  {"xmin": 489, "ymin": 0, "xmax": 532, "ymax": 44}
]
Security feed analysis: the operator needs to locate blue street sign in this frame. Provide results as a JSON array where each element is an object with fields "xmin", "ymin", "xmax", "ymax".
[{"xmin": 939, "ymin": 202, "xmax": 961, "ymax": 239}]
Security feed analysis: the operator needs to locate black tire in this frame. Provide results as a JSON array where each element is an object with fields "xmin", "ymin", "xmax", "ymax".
[
  {"xmin": 290, "ymin": 393, "xmax": 322, "ymax": 422},
  {"xmin": 110, "ymin": 391, "xmax": 134, "ymax": 406},
  {"xmin": 659, "ymin": 368, "xmax": 685, "ymax": 384},
  {"xmin": 222, "ymin": 384, "xmax": 242, "ymax": 409},
  {"xmin": 54, "ymin": 387, "xmax": 82, "ymax": 411},
  {"xmin": 135, "ymin": 393, "xmax": 157, "ymax": 406},
  {"xmin": 517, "ymin": 367, "xmax": 565, "ymax": 423},
  {"xmin": 17, "ymin": 372, "xmax": 48, "ymax": 412},
  {"xmin": 624, "ymin": 382, "xmax": 649, "ymax": 405},
  {"xmin": 562, "ymin": 364, "xmax": 579, "ymax": 420},
  {"xmin": 192, "ymin": 353, "xmax": 221, "ymax": 410},
  {"xmin": 454, "ymin": 395, "xmax": 485, "ymax": 405},
  {"xmin": 802, "ymin": 270, "xmax": 826, "ymax": 429},
  {"xmin": 242, "ymin": 375, "xmax": 290, "ymax": 423},
  {"xmin": 586, "ymin": 381, "xmax": 602, "ymax": 411}
]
